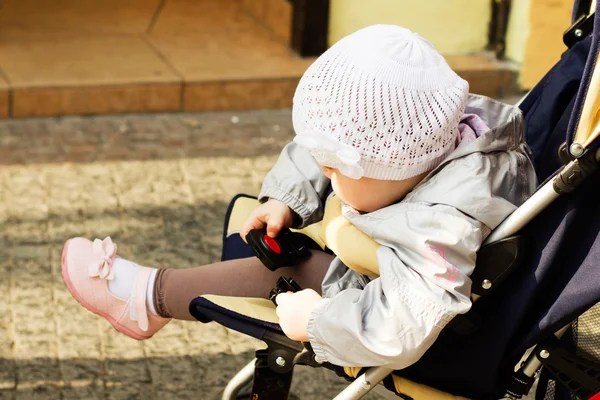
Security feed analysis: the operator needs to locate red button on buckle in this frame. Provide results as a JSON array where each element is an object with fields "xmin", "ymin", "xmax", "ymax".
[
  {"xmin": 263, "ymin": 235, "xmax": 281, "ymax": 254},
  {"xmin": 589, "ymin": 392, "xmax": 600, "ymax": 400}
]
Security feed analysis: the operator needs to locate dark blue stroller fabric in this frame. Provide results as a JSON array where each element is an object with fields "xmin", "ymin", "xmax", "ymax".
[
  {"xmin": 567, "ymin": 4, "xmax": 600, "ymax": 154},
  {"xmin": 519, "ymin": 36, "xmax": 591, "ymax": 181},
  {"xmin": 396, "ymin": 31, "xmax": 600, "ymax": 399},
  {"xmin": 515, "ymin": 32, "xmax": 600, "ymax": 350},
  {"xmin": 217, "ymin": 20, "xmax": 600, "ymax": 400},
  {"xmin": 221, "ymin": 194, "xmax": 258, "ymax": 262}
]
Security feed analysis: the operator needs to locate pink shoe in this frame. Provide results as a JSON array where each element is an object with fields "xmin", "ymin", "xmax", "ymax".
[{"xmin": 61, "ymin": 237, "xmax": 170, "ymax": 340}]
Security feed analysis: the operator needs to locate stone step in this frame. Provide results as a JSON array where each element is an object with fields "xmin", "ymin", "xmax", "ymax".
[
  {"xmin": 0, "ymin": 0, "xmax": 517, "ymax": 119},
  {"xmin": 0, "ymin": 48, "xmax": 518, "ymax": 119}
]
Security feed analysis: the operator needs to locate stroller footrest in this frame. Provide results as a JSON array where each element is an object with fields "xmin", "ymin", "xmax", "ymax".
[
  {"xmin": 536, "ymin": 340, "xmax": 600, "ymax": 399},
  {"xmin": 250, "ymin": 348, "xmax": 295, "ymax": 400}
]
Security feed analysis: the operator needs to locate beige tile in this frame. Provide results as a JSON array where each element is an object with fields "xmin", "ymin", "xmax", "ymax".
[
  {"xmin": 0, "ymin": 0, "xmax": 161, "ymax": 39},
  {"xmin": 0, "ymin": 89, "xmax": 9, "ymax": 119},
  {"xmin": 150, "ymin": 0, "xmax": 306, "ymax": 82},
  {"xmin": 0, "ymin": 74, "xmax": 9, "ymax": 89},
  {"xmin": 0, "ymin": 36, "xmax": 181, "ymax": 88},
  {"xmin": 12, "ymin": 83, "xmax": 181, "ymax": 118},
  {"xmin": 263, "ymin": 0, "xmax": 292, "ymax": 43},
  {"xmin": 149, "ymin": 29, "xmax": 314, "ymax": 81},
  {"xmin": 0, "ymin": 0, "xmax": 308, "ymax": 117},
  {"xmin": 446, "ymin": 54, "xmax": 517, "ymax": 97},
  {"xmin": 457, "ymin": 70, "xmax": 516, "ymax": 97},
  {"xmin": 446, "ymin": 54, "xmax": 500, "ymax": 71},
  {"xmin": 0, "ymin": 76, "xmax": 9, "ymax": 118},
  {"xmin": 150, "ymin": 0, "xmax": 259, "ymax": 36},
  {"xmin": 184, "ymin": 78, "xmax": 298, "ymax": 112},
  {"xmin": 239, "ymin": 0, "xmax": 265, "ymax": 22},
  {"xmin": 238, "ymin": 0, "xmax": 291, "ymax": 44}
]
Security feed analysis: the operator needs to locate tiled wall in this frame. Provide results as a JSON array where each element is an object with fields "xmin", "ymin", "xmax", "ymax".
[
  {"xmin": 0, "ymin": 0, "xmax": 309, "ymax": 118},
  {"xmin": 0, "ymin": 0, "xmax": 516, "ymax": 118},
  {"xmin": 0, "ymin": 86, "xmax": 8, "ymax": 119},
  {"xmin": 239, "ymin": 0, "xmax": 293, "ymax": 44}
]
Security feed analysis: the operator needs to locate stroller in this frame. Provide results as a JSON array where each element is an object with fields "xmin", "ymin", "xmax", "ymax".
[{"xmin": 189, "ymin": 1, "xmax": 600, "ymax": 398}]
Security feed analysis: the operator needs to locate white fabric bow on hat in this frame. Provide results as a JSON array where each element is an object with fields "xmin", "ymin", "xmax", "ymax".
[{"xmin": 294, "ymin": 131, "xmax": 365, "ymax": 179}]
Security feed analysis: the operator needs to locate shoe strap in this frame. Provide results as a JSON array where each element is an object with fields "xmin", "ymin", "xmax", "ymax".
[{"xmin": 129, "ymin": 267, "xmax": 151, "ymax": 331}]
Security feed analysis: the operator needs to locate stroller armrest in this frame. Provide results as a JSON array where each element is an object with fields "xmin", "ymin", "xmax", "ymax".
[
  {"xmin": 189, "ymin": 295, "xmax": 285, "ymax": 340},
  {"xmin": 189, "ymin": 295, "xmax": 326, "ymax": 371}
]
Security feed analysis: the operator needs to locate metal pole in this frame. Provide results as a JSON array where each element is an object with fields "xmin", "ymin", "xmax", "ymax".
[
  {"xmin": 332, "ymin": 367, "xmax": 394, "ymax": 400},
  {"xmin": 485, "ymin": 180, "xmax": 559, "ymax": 244},
  {"xmin": 222, "ymin": 359, "xmax": 256, "ymax": 400},
  {"xmin": 520, "ymin": 326, "xmax": 570, "ymax": 378},
  {"xmin": 486, "ymin": 148, "xmax": 600, "ymax": 244},
  {"xmin": 504, "ymin": 325, "xmax": 571, "ymax": 399}
]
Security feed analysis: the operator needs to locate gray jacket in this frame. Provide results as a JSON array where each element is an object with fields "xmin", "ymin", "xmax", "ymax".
[{"xmin": 259, "ymin": 95, "xmax": 537, "ymax": 369}]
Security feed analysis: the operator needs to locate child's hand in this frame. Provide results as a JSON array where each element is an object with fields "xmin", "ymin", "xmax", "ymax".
[
  {"xmin": 275, "ymin": 289, "xmax": 323, "ymax": 342},
  {"xmin": 241, "ymin": 199, "xmax": 294, "ymax": 241}
]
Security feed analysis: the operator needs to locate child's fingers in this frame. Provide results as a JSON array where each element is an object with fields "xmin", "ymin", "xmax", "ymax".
[
  {"xmin": 275, "ymin": 292, "xmax": 292, "ymax": 305},
  {"xmin": 240, "ymin": 210, "xmax": 267, "ymax": 242},
  {"xmin": 266, "ymin": 212, "xmax": 284, "ymax": 238}
]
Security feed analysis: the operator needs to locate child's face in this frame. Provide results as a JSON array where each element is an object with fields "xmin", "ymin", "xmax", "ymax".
[{"xmin": 321, "ymin": 167, "xmax": 427, "ymax": 213}]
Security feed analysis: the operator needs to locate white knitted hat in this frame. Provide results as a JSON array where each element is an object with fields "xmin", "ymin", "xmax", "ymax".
[{"xmin": 292, "ymin": 24, "xmax": 470, "ymax": 180}]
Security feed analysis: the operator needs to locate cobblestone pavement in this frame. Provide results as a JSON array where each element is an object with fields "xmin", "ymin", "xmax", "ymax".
[
  {"xmin": 0, "ymin": 110, "xmax": 391, "ymax": 400},
  {"xmin": 0, "ymin": 103, "xmax": 538, "ymax": 400}
]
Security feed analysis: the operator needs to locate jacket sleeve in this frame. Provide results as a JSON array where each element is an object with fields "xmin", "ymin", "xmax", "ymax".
[
  {"xmin": 307, "ymin": 203, "xmax": 484, "ymax": 369},
  {"xmin": 259, "ymin": 141, "xmax": 331, "ymax": 227}
]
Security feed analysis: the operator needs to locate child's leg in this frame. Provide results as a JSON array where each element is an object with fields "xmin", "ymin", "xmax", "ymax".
[
  {"xmin": 61, "ymin": 237, "xmax": 333, "ymax": 340},
  {"xmin": 153, "ymin": 250, "xmax": 334, "ymax": 321}
]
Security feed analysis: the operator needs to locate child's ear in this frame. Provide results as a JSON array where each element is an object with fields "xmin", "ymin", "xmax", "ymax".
[{"xmin": 321, "ymin": 166, "xmax": 333, "ymax": 178}]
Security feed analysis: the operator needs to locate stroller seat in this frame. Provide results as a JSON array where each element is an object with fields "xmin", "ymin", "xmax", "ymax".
[
  {"xmin": 189, "ymin": 194, "xmax": 529, "ymax": 399},
  {"xmin": 191, "ymin": 291, "xmax": 469, "ymax": 400}
]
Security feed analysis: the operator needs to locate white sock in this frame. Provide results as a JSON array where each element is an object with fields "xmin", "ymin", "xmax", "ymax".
[
  {"xmin": 107, "ymin": 259, "xmax": 159, "ymax": 316},
  {"xmin": 107, "ymin": 259, "xmax": 138, "ymax": 299},
  {"xmin": 146, "ymin": 269, "xmax": 158, "ymax": 316}
]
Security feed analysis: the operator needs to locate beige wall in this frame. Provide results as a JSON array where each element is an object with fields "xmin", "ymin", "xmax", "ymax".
[
  {"xmin": 505, "ymin": 0, "xmax": 572, "ymax": 89},
  {"xmin": 330, "ymin": 0, "xmax": 577, "ymax": 90},
  {"xmin": 505, "ymin": 0, "xmax": 530, "ymax": 64},
  {"xmin": 521, "ymin": 0, "xmax": 572, "ymax": 88},
  {"xmin": 328, "ymin": 0, "xmax": 492, "ymax": 53}
]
